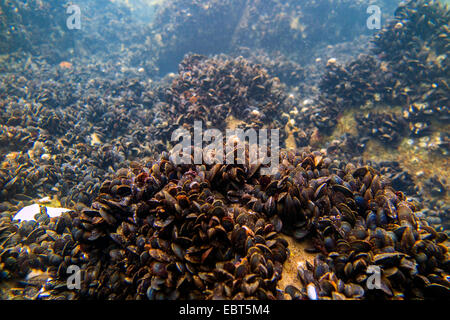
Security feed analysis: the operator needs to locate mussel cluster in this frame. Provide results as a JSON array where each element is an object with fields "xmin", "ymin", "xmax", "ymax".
[
  {"xmin": 153, "ymin": 54, "xmax": 291, "ymax": 141},
  {"xmin": 237, "ymin": 48, "xmax": 306, "ymax": 88},
  {"xmin": 0, "ymin": 208, "xmax": 83, "ymax": 299},
  {"xmin": 4, "ymin": 138, "xmax": 447, "ymax": 300},
  {"xmin": 316, "ymin": 0, "xmax": 449, "ymax": 143},
  {"xmin": 0, "ymin": 55, "xmax": 162, "ymax": 209},
  {"xmin": 418, "ymin": 198, "xmax": 450, "ymax": 233},
  {"xmin": 316, "ymin": 55, "xmax": 385, "ymax": 132},
  {"xmin": 0, "ymin": 0, "xmax": 69, "ymax": 59},
  {"xmin": 65, "ymin": 146, "xmax": 291, "ymax": 299},
  {"xmin": 355, "ymin": 112, "xmax": 407, "ymax": 144},
  {"xmin": 53, "ymin": 146, "xmax": 450, "ymax": 299}
]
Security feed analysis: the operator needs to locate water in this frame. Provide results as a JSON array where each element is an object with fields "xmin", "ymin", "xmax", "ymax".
[{"xmin": 0, "ymin": 0, "xmax": 448, "ymax": 301}]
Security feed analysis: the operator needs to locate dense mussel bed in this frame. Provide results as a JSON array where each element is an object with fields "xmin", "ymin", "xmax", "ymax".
[
  {"xmin": 1, "ymin": 146, "xmax": 449, "ymax": 300},
  {"xmin": 0, "ymin": 0, "xmax": 449, "ymax": 300}
]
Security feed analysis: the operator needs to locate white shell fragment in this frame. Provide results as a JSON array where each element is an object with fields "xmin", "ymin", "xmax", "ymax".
[
  {"xmin": 45, "ymin": 206, "xmax": 72, "ymax": 218},
  {"xmin": 306, "ymin": 283, "xmax": 318, "ymax": 300},
  {"xmin": 13, "ymin": 204, "xmax": 40, "ymax": 221},
  {"xmin": 13, "ymin": 204, "xmax": 72, "ymax": 221}
]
